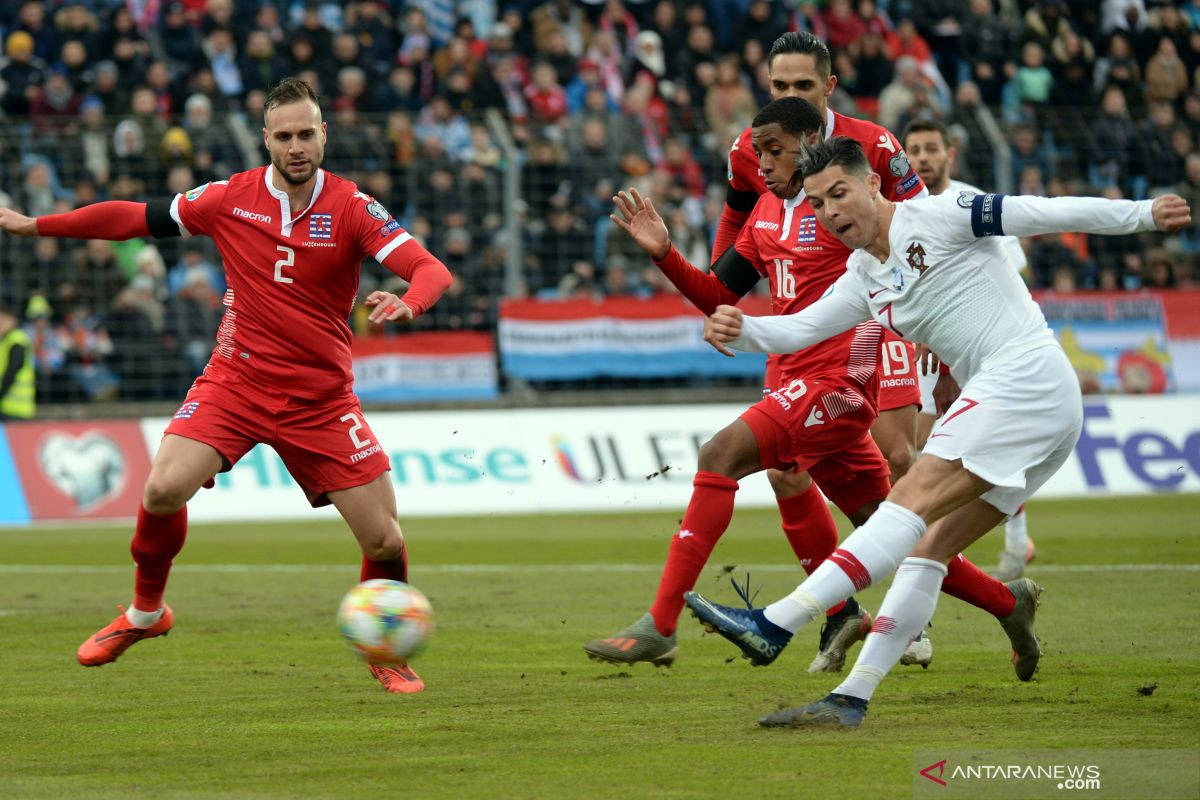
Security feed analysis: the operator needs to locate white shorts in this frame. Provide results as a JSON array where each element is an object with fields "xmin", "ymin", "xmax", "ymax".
[
  {"xmin": 922, "ymin": 344, "xmax": 1082, "ymax": 515},
  {"xmin": 918, "ymin": 363, "xmax": 939, "ymax": 418}
]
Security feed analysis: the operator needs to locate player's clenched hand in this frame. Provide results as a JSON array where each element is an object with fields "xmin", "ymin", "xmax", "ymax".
[
  {"xmin": 704, "ymin": 304, "xmax": 744, "ymax": 357},
  {"xmin": 0, "ymin": 207, "xmax": 38, "ymax": 236},
  {"xmin": 915, "ymin": 344, "xmax": 940, "ymax": 375},
  {"xmin": 610, "ymin": 188, "xmax": 670, "ymax": 261},
  {"xmin": 364, "ymin": 292, "xmax": 414, "ymax": 324},
  {"xmin": 933, "ymin": 372, "xmax": 961, "ymax": 417},
  {"xmin": 1151, "ymin": 194, "xmax": 1191, "ymax": 233}
]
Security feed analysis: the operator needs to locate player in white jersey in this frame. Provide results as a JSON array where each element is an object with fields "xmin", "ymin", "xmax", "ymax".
[
  {"xmin": 683, "ymin": 136, "xmax": 1190, "ymax": 728},
  {"xmin": 903, "ymin": 119, "xmax": 1035, "ymax": 582}
]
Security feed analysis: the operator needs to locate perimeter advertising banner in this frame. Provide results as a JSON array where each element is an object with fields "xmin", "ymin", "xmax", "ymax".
[{"xmin": 0, "ymin": 395, "xmax": 1196, "ymax": 525}]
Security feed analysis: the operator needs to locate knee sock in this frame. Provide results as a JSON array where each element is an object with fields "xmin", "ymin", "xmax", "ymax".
[
  {"xmin": 649, "ymin": 471, "xmax": 739, "ymax": 636},
  {"xmin": 776, "ymin": 484, "xmax": 848, "ymax": 616},
  {"xmin": 834, "ymin": 557, "xmax": 947, "ymax": 701},
  {"xmin": 361, "ymin": 541, "xmax": 409, "ymax": 583},
  {"xmin": 130, "ymin": 503, "xmax": 188, "ymax": 615},
  {"xmin": 941, "ymin": 553, "xmax": 1016, "ymax": 617},
  {"xmin": 763, "ymin": 501, "xmax": 926, "ymax": 633},
  {"xmin": 1005, "ymin": 505, "xmax": 1029, "ymax": 554}
]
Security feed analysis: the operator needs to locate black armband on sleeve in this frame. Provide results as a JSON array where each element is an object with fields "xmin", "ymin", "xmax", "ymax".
[
  {"xmin": 711, "ymin": 245, "xmax": 761, "ymax": 298},
  {"xmin": 725, "ymin": 184, "xmax": 759, "ymax": 213},
  {"xmin": 146, "ymin": 198, "xmax": 182, "ymax": 239}
]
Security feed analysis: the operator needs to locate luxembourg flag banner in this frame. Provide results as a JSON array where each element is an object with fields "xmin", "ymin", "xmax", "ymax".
[
  {"xmin": 352, "ymin": 331, "xmax": 498, "ymax": 402},
  {"xmin": 498, "ymin": 296, "xmax": 769, "ymax": 381}
]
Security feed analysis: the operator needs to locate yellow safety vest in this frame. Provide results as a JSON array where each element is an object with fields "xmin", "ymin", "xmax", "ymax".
[{"xmin": 0, "ymin": 327, "xmax": 35, "ymax": 419}]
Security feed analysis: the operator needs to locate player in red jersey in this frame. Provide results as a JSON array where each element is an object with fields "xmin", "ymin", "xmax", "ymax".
[
  {"xmin": 717, "ymin": 32, "xmax": 923, "ymax": 489},
  {"xmin": 584, "ymin": 97, "xmax": 1024, "ymax": 674},
  {"xmin": 0, "ymin": 78, "xmax": 452, "ymax": 694}
]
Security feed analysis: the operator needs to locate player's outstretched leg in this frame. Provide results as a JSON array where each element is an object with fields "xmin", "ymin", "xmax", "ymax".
[
  {"xmin": 77, "ymin": 604, "xmax": 175, "ymax": 666},
  {"xmin": 997, "ymin": 578, "xmax": 1043, "ymax": 681},
  {"xmin": 369, "ymin": 661, "xmax": 425, "ymax": 694}
]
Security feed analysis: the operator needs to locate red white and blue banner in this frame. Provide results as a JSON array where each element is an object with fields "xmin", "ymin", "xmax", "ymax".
[
  {"xmin": 498, "ymin": 296, "xmax": 770, "ymax": 381},
  {"xmin": 351, "ymin": 331, "xmax": 497, "ymax": 402},
  {"xmin": 1, "ymin": 394, "xmax": 1197, "ymax": 525}
]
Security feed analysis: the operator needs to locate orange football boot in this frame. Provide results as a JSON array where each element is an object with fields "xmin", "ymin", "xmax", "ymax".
[
  {"xmin": 77, "ymin": 605, "xmax": 174, "ymax": 666},
  {"xmin": 369, "ymin": 661, "xmax": 425, "ymax": 693}
]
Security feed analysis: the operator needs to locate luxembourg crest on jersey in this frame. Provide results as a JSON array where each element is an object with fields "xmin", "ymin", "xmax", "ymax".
[
  {"xmin": 796, "ymin": 215, "xmax": 818, "ymax": 243},
  {"xmin": 310, "ymin": 213, "xmax": 333, "ymax": 239}
]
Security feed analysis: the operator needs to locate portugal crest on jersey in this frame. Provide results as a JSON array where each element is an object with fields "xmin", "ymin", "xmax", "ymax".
[{"xmin": 906, "ymin": 242, "xmax": 927, "ymax": 273}]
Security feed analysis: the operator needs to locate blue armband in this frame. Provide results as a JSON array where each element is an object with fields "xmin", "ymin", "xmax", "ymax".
[{"xmin": 970, "ymin": 193, "xmax": 1006, "ymax": 237}]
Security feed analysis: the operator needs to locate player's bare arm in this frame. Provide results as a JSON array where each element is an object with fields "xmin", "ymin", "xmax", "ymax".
[
  {"xmin": 611, "ymin": 188, "xmax": 670, "ymax": 260},
  {"xmin": 703, "ymin": 305, "xmax": 744, "ymax": 357},
  {"xmin": 0, "ymin": 207, "xmax": 38, "ymax": 236}
]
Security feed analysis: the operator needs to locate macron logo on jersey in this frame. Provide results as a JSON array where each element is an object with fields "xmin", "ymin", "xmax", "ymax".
[
  {"xmin": 754, "ymin": 220, "xmax": 780, "ymax": 231},
  {"xmin": 797, "ymin": 215, "xmax": 817, "ymax": 243},
  {"xmin": 310, "ymin": 213, "xmax": 333, "ymax": 239},
  {"xmin": 233, "ymin": 207, "xmax": 271, "ymax": 223}
]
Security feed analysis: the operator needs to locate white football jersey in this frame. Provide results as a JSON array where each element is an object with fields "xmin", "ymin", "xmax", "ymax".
[{"xmin": 734, "ymin": 192, "xmax": 1158, "ymax": 383}]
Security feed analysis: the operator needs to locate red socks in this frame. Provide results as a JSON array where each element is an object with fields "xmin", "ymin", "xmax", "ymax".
[
  {"xmin": 361, "ymin": 541, "xmax": 409, "ymax": 583},
  {"xmin": 942, "ymin": 554, "xmax": 1017, "ymax": 617},
  {"xmin": 131, "ymin": 504, "xmax": 188, "ymax": 611},
  {"xmin": 776, "ymin": 483, "xmax": 848, "ymax": 616},
  {"xmin": 649, "ymin": 471, "xmax": 739, "ymax": 636}
]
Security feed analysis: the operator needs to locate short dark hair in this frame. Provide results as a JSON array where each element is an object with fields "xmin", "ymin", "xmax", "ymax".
[
  {"xmin": 752, "ymin": 96, "xmax": 824, "ymax": 138},
  {"xmin": 264, "ymin": 77, "xmax": 320, "ymax": 124},
  {"xmin": 797, "ymin": 136, "xmax": 870, "ymax": 183},
  {"xmin": 767, "ymin": 31, "xmax": 831, "ymax": 79},
  {"xmin": 902, "ymin": 118, "xmax": 951, "ymax": 147}
]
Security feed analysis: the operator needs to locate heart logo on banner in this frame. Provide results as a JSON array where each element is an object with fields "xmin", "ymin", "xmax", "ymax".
[{"xmin": 38, "ymin": 432, "xmax": 127, "ymax": 511}]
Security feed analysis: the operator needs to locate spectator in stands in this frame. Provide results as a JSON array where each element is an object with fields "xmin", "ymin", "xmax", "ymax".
[
  {"xmin": 851, "ymin": 31, "xmax": 894, "ymax": 104},
  {"xmin": 29, "ymin": 63, "xmax": 82, "ymax": 138},
  {"xmin": 156, "ymin": 2, "xmax": 202, "ymax": 74},
  {"xmin": 239, "ymin": 29, "xmax": 288, "ymax": 95},
  {"xmin": 1090, "ymin": 84, "xmax": 1144, "ymax": 197},
  {"xmin": 89, "ymin": 59, "xmax": 128, "ymax": 117},
  {"xmin": 1143, "ymin": 102, "xmax": 1186, "ymax": 194},
  {"xmin": 57, "ymin": 40, "xmax": 92, "ymax": 91},
  {"xmin": 704, "ymin": 54, "xmax": 755, "ymax": 145},
  {"xmin": 731, "ymin": 0, "xmax": 787, "ymax": 57},
  {"xmin": 1144, "ymin": 36, "xmax": 1189, "ymax": 106},
  {"xmin": 823, "ymin": 0, "xmax": 867, "ymax": 53},
  {"xmin": 1010, "ymin": 123, "xmax": 1054, "ymax": 192},
  {"xmin": 526, "ymin": 60, "xmax": 569, "ymax": 126},
  {"xmin": 414, "ymin": 94, "xmax": 473, "ymax": 162},
  {"xmin": 877, "ymin": 55, "xmax": 925, "ymax": 133},
  {"xmin": 169, "ymin": 265, "xmax": 222, "ymax": 385},
  {"xmin": 1, "ymin": 30, "xmax": 46, "ymax": 117},
  {"xmin": 1014, "ymin": 42, "xmax": 1055, "ymax": 112},
  {"xmin": 675, "ymin": 24, "xmax": 717, "ymax": 101},
  {"xmin": 202, "ymin": 27, "xmax": 243, "ymax": 99},
  {"xmin": 531, "ymin": 194, "xmax": 592, "ymax": 295},
  {"xmin": 1094, "ymin": 31, "xmax": 1146, "ymax": 118}
]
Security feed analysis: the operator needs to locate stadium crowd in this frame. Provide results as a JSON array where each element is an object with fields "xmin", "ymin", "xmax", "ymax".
[{"xmin": 0, "ymin": 0, "xmax": 1197, "ymax": 404}]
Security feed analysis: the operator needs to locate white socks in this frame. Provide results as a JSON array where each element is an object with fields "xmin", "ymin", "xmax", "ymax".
[
  {"xmin": 763, "ymin": 501, "xmax": 927, "ymax": 633},
  {"xmin": 125, "ymin": 605, "xmax": 164, "ymax": 628},
  {"xmin": 835, "ymin": 557, "xmax": 947, "ymax": 701},
  {"xmin": 1004, "ymin": 507, "xmax": 1028, "ymax": 555}
]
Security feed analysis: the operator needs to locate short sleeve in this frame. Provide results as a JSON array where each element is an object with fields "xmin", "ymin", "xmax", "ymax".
[
  {"xmin": 866, "ymin": 129, "xmax": 925, "ymax": 201},
  {"xmin": 345, "ymin": 190, "xmax": 414, "ymax": 263},
  {"xmin": 172, "ymin": 180, "xmax": 228, "ymax": 238},
  {"xmin": 727, "ymin": 131, "xmax": 765, "ymax": 195}
]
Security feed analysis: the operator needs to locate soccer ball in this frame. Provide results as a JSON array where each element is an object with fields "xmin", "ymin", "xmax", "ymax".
[{"xmin": 337, "ymin": 579, "xmax": 434, "ymax": 664}]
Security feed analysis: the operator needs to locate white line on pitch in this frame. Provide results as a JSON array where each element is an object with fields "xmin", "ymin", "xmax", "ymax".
[{"xmin": 0, "ymin": 563, "xmax": 1197, "ymax": 574}]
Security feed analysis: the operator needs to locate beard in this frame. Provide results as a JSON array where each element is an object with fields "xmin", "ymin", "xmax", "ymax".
[{"xmin": 273, "ymin": 150, "xmax": 322, "ymax": 185}]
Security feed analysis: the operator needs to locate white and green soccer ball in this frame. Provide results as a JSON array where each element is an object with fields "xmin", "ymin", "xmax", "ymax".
[{"xmin": 337, "ymin": 579, "xmax": 434, "ymax": 664}]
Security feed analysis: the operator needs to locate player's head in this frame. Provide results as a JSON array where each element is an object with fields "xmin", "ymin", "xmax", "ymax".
[
  {"xmin": 766, "ymin": 32, "xmax": 835, "ymax": 114},
  {"xmin": 263, "ymin": 77, "xmax": 326, "ymax": 186},
  {"xmin": 750, "ymin": 97, "xmax": 824, "ymax": 199},
  {"xmin": 903, "ymin": 119, "xmax": 955, "ymax": 194},
  {"xmin": 798, "ymin": 136, "xmax": 881, "ymax": 250},
  {"xmin": 0, "ymin": 303, "xmax": 17, "ymax": 333}
]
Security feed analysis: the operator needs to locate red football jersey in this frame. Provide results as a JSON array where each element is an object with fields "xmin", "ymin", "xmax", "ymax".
[
  {"xmin": 734, "ymin": 191, "xmax": 881, "ymax": 401},
  {"xmin": 727, "ymin": 108, "xmax": 926, "ymax": 202},
  {"xmin": 170, "ymin": 167, "xmax": 420, "ymax": 397}
]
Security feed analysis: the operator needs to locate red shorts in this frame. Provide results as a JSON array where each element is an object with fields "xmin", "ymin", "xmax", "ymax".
[
  {"xmin": 742, "ymin": 376, "xmax": 890, "ymax": 516},
  {"xmin": 165, "ymin": 366, "xmax": 390, "ymax": 507},
  {"xmin": 877, "ymin": 334, "xmax": 921, "ymax": 412}
]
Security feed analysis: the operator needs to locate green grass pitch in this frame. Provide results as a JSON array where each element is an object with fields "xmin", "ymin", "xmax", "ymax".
[{"xmin": 1, "ymin": 495, "xmax": 1197, "ymax": 799}]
